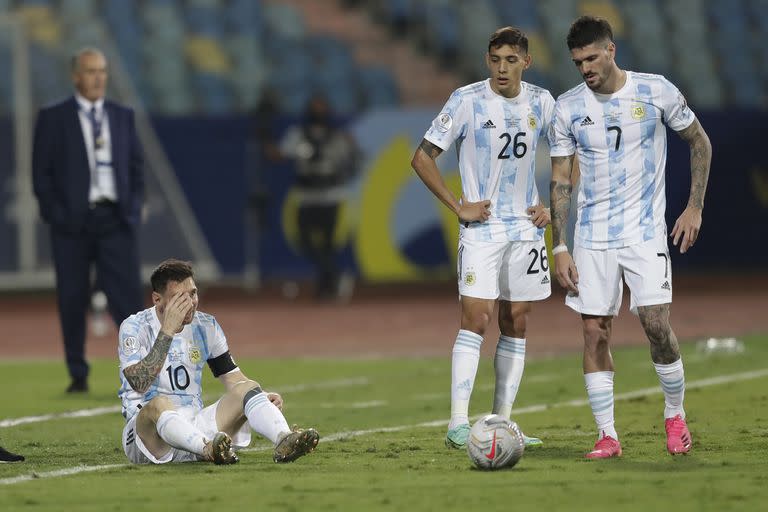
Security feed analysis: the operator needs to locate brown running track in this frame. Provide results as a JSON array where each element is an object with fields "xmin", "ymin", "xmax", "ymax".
[{"xmin": 1, "ymin": 274, "xmax": 766, "ymax": 361}]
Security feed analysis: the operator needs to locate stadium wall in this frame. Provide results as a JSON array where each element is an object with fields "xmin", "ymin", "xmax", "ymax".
[{"xmin": 1, "ymin": 110, "xmax": 765, "ymax": 281}]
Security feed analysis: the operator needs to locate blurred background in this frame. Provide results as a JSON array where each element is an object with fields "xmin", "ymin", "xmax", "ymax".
[{"xmin": 0, "ymin": 0, "xmax": 767, "ymax": 296}]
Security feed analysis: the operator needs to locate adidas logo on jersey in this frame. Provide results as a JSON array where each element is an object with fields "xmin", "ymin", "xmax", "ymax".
[
  {"xmin": 540, "ymin": 275, "xmax": 550, "ymax": 285},
  {"xmin": 661, "ymin": 281, "xmax": 671, "ymax": 290},
  {"xmin": 580, "ymin": 116, "xmax": 595, "ymax": 126},
  {"xmin": 481, "ymin": 119, "xmax": 496, "ymax": 129}
]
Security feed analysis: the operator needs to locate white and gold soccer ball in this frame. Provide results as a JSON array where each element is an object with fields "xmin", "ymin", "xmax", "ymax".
[{"xmin": 467, "ymin": 414, "xmax": 525, "ymax": 470}]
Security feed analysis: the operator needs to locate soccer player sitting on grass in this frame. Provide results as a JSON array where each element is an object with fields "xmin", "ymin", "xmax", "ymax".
[{"xmin": 118, "ymin": 259, "xmax": 319, "ymax": 465}]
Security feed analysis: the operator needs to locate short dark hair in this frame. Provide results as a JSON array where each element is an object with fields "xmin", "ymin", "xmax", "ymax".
[
  {"xmin": 566, "ymin": 16, "xmax": 614, "ymax": 50},
  {"xmin": 488, "ymin": 26, "xmax": 528, "ymax": 54},
  {"xmin": 151, "ymin": 259, "xmax": 194, "ymax": 293}
]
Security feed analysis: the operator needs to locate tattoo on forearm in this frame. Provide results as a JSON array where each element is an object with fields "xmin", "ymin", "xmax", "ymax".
[
  {"xmin": 688, "ymin": 138, "xmax": 710, "ymax": 209},
  {"xmin": 678, "ymin": 121, "xmax": 711, "ymax": 209},
  {"xmin": 638, "ymin": 305, "xmax": 680, "ymax": 364},
  {"xmin": 123, "ymin": 332, "xmax": 174, "ymax": 393},
  {"xmin": 418, "ymin": 139, "xmax": 443, "ymax": 160},
  {"xmin": 550, "ymin": 180, "xmax": 572, "ymax": 245}
]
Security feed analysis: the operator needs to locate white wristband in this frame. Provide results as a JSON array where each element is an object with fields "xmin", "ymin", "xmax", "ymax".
[{"xmin": 552, "ymin": 244, "xmax": 569, "ymax": 255}]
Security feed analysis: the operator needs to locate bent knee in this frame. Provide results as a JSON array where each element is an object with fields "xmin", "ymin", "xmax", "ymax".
[
  {"xmin": 141, "ymin": 395, "xmax": 176, "ymax": 422},
  {"xmin": 233, "ymin": 379, "xmax": 262, "ymax": 399}
]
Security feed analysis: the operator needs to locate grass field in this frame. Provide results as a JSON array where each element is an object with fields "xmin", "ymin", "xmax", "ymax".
[{"xmin": 1, "ymin": 334, "xmax": 767, "ymax": 511}]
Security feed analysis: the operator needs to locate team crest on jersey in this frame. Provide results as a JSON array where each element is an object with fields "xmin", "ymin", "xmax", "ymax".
[
  {"xmin": 464, "ymin": 271, "xmax": 476, "ymax": 286},
  {"xmin": 631, "ymin": 104, "xmax": 646, "ymax": 120},
  {"xmin": 188, "ymin": 341, "xmax": 202, "ymax": 364},
  {"xmin": 437, "ymin": 112, "xmax": 453, "ymax": 132},
  {"xmin": 121, "ymin": 336, "xmax": 138, "ymax": 356},
  {"xmin": 527, "ymin": 114, "xmax": 537, "ymax": 130}
]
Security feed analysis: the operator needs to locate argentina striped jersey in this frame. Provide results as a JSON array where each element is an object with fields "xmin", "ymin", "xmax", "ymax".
[
  {"xmin": 549, "ymin": 71, "xmax": 696, "ymax": 249},
  {"xmin": 424, "ymin": 79, "xmax": 556, "ymax": 241},
  {"xmin": 118, "ymin": 307, "xmax": 232, "ymax": 422}
]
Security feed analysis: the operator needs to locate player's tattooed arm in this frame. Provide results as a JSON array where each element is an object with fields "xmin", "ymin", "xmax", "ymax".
[
  {"xmin": 550, "ymin": 155, "xmax": 575, "ymax": 246},
  {"xmin": 676, "ymin": 119, "xmax": 712, "ymax": 209},
  {"xmin": 123, "ymin": 332, "xmax": 174, "ymax": 393},
  {"xmin": 638, "ymin": 304, "xmax": 680, "ymax": 364},
  {"xmin": 418, "ymin": 139, "xmax": 443, "ymax": 160}
]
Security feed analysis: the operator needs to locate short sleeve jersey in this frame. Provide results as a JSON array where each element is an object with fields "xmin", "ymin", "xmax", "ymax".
[
  {"xmin": 424, "ymin": 79, "xmax": 556, "ymax": 242},
  {"xmin": 548, "ymin": 71, "xmax": 696, "ymax": 249},
  {"xmin": 117, "ymin": 307, "xmax": 233, "ymax": 422}
]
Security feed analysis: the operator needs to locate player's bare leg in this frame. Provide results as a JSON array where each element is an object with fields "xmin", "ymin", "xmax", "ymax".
[
  {"xmin": 493, "ymin": 301, "xmax": 541, "ymax": 447},
  {"xmin": 137, "ymin": 395, "xmax": 237, "ymax": 464},
  {"xmin": 445, "ymin": 297, "xmax": 495, "ymax": 448},
  {"xmin": 582, "ymin": 315, "xmax": 622, "ymax": 458},
  {"xmin": 215, "ymin": 380, "xmax": 319, "ymax": 462},
  {"xmin": 638, "ymin": 304, "xmax": 691, "ymax": 454}
]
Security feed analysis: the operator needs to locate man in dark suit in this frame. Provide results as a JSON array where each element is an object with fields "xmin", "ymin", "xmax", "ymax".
[{"xmin": 33, "ymin": 48, "xmax": 144, "ymax": 393}]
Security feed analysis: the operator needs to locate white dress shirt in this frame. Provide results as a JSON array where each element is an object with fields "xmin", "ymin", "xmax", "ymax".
[{"xmin": 75, "ymin": 93, "xmax": 118, "ymax": 204}]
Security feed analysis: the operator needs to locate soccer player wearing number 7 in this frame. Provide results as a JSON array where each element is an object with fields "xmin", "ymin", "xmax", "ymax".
[
  {"xmin": 118, "ymin": 259, "xmax": 319, "ymax": 465},
  {"xmin": 548, "ymin": 16, "xmax": 712, "ymax": 458},
  {"xmin": 411, "ymin": 27, "xmax": 556, "ymax": 450}
]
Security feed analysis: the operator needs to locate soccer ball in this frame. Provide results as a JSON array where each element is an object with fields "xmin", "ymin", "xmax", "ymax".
[{"xmin": 467, "ymin": 414, "xmax": 525, "ymax": 470}]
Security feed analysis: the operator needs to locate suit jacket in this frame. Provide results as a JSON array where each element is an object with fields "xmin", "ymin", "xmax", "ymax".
[{"xmin": 32, "ymin": 96, "xmax": 144, "ymax": 233}]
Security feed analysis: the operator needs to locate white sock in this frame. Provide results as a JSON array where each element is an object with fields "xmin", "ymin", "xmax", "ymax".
[
  {"xmin": 243, "ymin": 390, "xmax": 291, "ymax": 444},
  {"xmin": 654, "ymin": 358, "xmax": 686, "ymax": 419},
  {"xmin": 492, "ymin": 336, "xmax": 526, "ymax": 419},
  {"xmin": 585, "ymin": 371, "xmax": 618, "ymax": 440},
  {"xmin": 156, "ymin": 410, "xmax": 207, "ymax": 456},
  {"xmin": 449, "ymin": 329, "xmax": 483, "ymax": 430}
]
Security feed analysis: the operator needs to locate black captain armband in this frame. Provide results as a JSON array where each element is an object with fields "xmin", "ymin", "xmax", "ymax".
[{"xmin": 207, "ymin": 351, "xmax": 237, "ymax": 377}]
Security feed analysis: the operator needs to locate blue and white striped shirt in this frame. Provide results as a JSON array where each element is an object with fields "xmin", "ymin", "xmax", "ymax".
[
  {"xmin": 425, "ymin": 79, "xmax": 556, "ymax": 242},
  {"xmin": 549, "ymin": 71, "xmax": 695, "ymax": 249},
  {"xmin": 117, "ymin": 307, "xmax": 232, "ymax": 422}
]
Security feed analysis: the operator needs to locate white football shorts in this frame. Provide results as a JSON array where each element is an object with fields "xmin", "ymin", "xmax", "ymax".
[
  {"xmin": 457, "ymin": 238, "xmax": 552, "ymax": 302},
  {"xmin": 122, "ymin": 399, "xmax": 252, "ymax": 464},
  {"xmin": 565, "ymin": 233, "xmax": 672, "ymax": 316}
]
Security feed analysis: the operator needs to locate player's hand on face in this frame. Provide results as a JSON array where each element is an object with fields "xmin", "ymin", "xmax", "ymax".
[
  {"xmin": 458, "ymin": 197, "xmax": 491, "ymax": 223},
  {"xmin": 267, "ymin": 392, "xmax": 283, "ymax": 410},
  {"xmin": 526, "ymin": 205, "xmax": 551, "ymax": 228},
  {"xmin": 554, "ymin": 252, "xmax": 579, "ymax": 295},
  {"xmin": 161, "ymin": 292, "xmax": 194, "ymax": 335},
  {"xmin": 670, "ymin": 206, "xmax": 702, "ymax": 254}
]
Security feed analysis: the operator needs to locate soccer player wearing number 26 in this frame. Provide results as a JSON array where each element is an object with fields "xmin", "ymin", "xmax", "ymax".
[
  {"xmin": 548, "ymin": 17, "xmax": 712, "ymax": 458},
  {"xmin": 118, "ymin": 259, "xmax": 319, "ymax": 465},
  {"xmin": 412, "ymin": 27, "xmax": 556, "ymax": 450}
]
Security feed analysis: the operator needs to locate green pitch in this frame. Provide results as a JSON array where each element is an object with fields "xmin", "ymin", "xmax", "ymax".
[{"xmin": 1, "ymin": 334, "xmax": 767, "ymax": 511}]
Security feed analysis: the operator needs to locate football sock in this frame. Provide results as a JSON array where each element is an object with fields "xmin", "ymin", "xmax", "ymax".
[
  {"xmin": 449, "ymin": 329, "xmax": 483, "ymax": 430},
  {"xmin": 243, "ymin": 389, "xmax": 291, "ymax": 444},
  {"xmin": 492, "ymin": 336, "xmax": 526, "ymax": 419},
  {"xmin": 585, "ymin": 371, "xmax": 618, "ymax": 440},
  {"xmin": 653, "ymin": 358, "xmax": 686, "ymax": 419},
  {"xmin": 156, "ymin": 410, "xmax": 206, "ymax": 456}
]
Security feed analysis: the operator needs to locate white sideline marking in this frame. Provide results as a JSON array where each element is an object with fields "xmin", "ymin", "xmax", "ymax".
[
  {"xmin": 0, "ymin": 465, "xmax": 126, "ymax": 485},
  {"xmin": 0, "ymin": 407, "xmax": 121, "ymax": 428},
  {"xmin": 2, "ymin": 368, "xmax": 767, "ymax": 486},
  {"xmin": 0, "ymin": 377, "xmax": 371, "ymax": 429},
  {"xmin": 276, "ymin": 377, "xmax": 370, "ymax": 393},
  {"xmin": 318, "ymin": 400, "xmax": 388, "ymax": 409}
]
